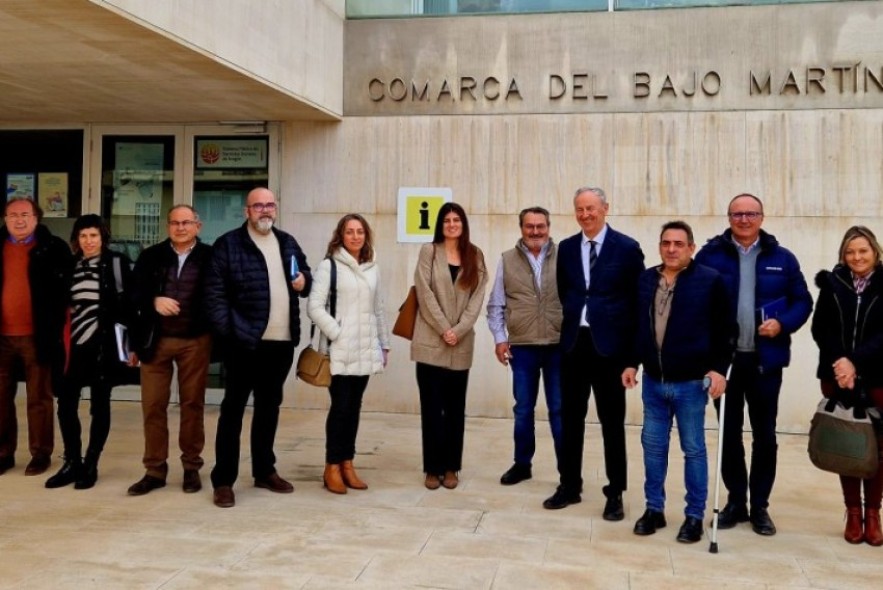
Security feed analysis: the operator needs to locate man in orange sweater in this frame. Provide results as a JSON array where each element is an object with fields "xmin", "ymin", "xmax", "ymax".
[{"xmin": 0, "ymin": 198, "xmax": 72, "ymax": 476}]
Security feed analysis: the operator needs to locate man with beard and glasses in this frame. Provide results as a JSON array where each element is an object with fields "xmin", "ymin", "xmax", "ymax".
[
  {"xmin": 486, "ymin": 206, "xmax": 563, "ymax": 486},
  {"xmin": 205, "ymin": 187, "xmax": 311, "ymax": 508}
]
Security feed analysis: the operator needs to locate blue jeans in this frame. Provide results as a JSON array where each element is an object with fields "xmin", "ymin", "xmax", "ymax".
[
  {"xmin": 509, "ymin": 344, "xmax": 563, "ymax": 468},
  {"xmin": 641, "ymin": 374, "xmax": 708, "ymax": 520}
]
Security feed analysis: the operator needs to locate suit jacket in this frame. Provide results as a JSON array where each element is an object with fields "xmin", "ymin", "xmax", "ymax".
[
  {"xmin": 410, "ymin": 242, "xmax": 488, "ymax": 371},
  {"xmin": 556, "ymin": 225, "xmax": 644, "ymax": 359}
]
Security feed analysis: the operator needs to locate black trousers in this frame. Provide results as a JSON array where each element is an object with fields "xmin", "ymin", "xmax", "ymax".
[
  {"xmin": 416, "ymin": 362, "xmax": 468, "ymax": 475},
  {"xmin": 326, "ymin": 374, "xmax": 369, "ymax": 463},
  {"xmin": 559, "ymin": 328, "xmax": 628, "ymax": 495},
  {"xmin": 57, "ymin": 344, "xmax": 112, "ymax": 460},
  {"xmin": 210, "ymin": 340, "xmax": 294, "ymax": 488},
  {"xmin": 714, "ymin": 351, "xmax": 782, "ymax": 510}
]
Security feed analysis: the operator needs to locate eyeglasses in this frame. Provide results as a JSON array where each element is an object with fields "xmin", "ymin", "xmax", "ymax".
[
  {"xmin": 247, "ymin": 202, "xmax": 277, "ymax": 212},
  {"xmin": 168, "ymin": 220, "xmax": 198, "ymax": 228},
  {"xmin": 5, "ymin": 213, "xmax": 33, "ymax": 221},
  {"xmin": 728, "ymin": 211, "xmax": 763, "ymax": 221}
]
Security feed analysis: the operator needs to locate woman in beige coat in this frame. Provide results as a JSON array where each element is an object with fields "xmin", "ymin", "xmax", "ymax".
[{"xmin": 411, "ymin": 203, "xmax": 487, "ymax": 490}]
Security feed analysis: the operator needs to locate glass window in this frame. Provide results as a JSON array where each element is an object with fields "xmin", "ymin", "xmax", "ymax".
[
  {"xmin": 348, "ymin": 0, "xmax": 607, "ymax": 17},
  {"xmin": 0, "ymin": 129, "xmax": 84, "ymax": 240},
  {"xmin": 347, "ymin": 0, "xmax": 842, "ymax": 16},
  {"xmin": 100, "ymin": 136, "xmax": 175, "ymax": 261},
  {"xmin": 615, "ymin": 0, "xmax": 834, "ymax": 8},
  {"xmin": 192, "ymin": 136, "xmax": 269, "ymax": 245}
]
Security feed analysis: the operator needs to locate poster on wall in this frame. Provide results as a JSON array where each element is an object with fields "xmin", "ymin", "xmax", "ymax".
[
  {"xmin": 38, "ymin": 172, "xmax": 68, "ymax": 217},
  {"xmin": 113, "ymin": 143, "xmax": 164, "ymax": 216},
  {"xmin": 195, "ymin": 139, "xmax": 268, "ymax": 169},
  {"xmin": 396, "ymin": 187, "xmax": 453, "ymax": 243},
  {"xmin": 6, "ymin": 173, "xmax": 35, "ymax": 200}
]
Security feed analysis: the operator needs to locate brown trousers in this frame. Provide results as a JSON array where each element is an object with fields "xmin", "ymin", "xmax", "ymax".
[
  {"xmin": 0, "ymin": 335, "xmax": 54, "ymax": 460},
  {"xmin": 139, "ymin": 334, "xmax": 211, "ymax": 479}
]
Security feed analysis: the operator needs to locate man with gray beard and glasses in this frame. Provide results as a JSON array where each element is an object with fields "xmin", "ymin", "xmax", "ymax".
[{"xmin": 205, "ymin": 187, "xmax": 311, "ymax": 508}]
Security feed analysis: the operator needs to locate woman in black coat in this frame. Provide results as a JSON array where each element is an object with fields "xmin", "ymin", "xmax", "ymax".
[
  {"xmin": 812, "ymin": 225, "xmax": 883, "ymax": 546},
  {"xmin": 44, "ymin": 215, "xmax": 136, "ymax": 490}
]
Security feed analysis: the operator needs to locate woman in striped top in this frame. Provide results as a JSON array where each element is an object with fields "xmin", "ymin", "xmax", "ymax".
[{"xmin": 45, "ymin": 215, "xmax": 136, "ymax": 490}]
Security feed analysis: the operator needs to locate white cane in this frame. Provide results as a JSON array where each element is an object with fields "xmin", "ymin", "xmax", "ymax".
[{"xmin": 709, "ymin": 384, "xmax": 727, "ymax": 554}]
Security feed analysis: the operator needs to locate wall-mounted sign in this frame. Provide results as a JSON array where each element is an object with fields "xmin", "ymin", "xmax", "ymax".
[
  {"xmin": 196, "ymin": 139, "xmax": 268, "ymax": 169},
  {"xmin": 397, "ymin": 187, "xmax": 452, "ymax": 243},
  {"xmin": 6, "ymin": 173, "xmax": 35, "ymax": 200},
  {"xmin": 38, "ymin": 172, "xmax": 68, "ymax": 217}
]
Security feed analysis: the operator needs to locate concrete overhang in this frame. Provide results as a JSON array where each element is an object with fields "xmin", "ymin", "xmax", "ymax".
[{"xmin": 0, "ymin": 0, "xmax": 340, "ymax": 123}]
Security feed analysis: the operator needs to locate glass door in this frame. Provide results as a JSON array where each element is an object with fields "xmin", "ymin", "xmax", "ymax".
[
  {"xmin": 89, "ymin": 125, "xmax": 278, "ymax": 399},
  {"xmin": 190, "ymin": 135, "xmax": 270, "ymax": 243}
]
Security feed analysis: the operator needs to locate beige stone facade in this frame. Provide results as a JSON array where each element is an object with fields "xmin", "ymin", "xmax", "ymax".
[
  {"xmin": 3, "ymin": 0, "xmax": 883, "ymax": 432},
  {"xmin": 286, "ymin": 1, "xmax": 883, "ymax": 432}
]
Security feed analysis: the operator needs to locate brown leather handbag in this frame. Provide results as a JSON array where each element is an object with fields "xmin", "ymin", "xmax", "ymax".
[
  {"xmin": 392, "ymin": 286, "xmax": 418, "ymax": 340},
  {"xmin": 296, "ymin": 258, "xmax": 336, "ymax": 387}
]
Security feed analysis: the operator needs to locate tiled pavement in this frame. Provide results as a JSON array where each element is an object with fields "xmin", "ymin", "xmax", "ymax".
[{"xmin": 0, "ymin": 399, "xmax": 879, "ymax": 589}]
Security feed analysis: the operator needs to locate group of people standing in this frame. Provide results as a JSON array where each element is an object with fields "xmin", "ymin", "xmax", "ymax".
[
  {"xmin": 0, "ymin": 186, "xmax": 881, "ymax": 548},
  {"xmin": 487, "ymin": 188, "xmax": 882, "ymax": 548}
]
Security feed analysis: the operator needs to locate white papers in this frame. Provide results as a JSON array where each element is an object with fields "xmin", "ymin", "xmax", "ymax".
[{"xmin": 114, "ymin": 323, "xmax": 130, "ymax": 362}]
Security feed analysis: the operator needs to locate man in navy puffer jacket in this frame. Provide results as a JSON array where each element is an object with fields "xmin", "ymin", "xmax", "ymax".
[
  {"xmin": 695, "ymin": 193, "xmax": 812, "ymax": 536},
  {"xmin": 205, "ymin": 187, "xmax": 311, "ymax": 508}
]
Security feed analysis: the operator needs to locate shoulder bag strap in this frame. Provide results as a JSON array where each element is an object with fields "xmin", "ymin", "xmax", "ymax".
[{"xmin": 309, "ymin": 256, "xmax": 337, "ymax": 345}]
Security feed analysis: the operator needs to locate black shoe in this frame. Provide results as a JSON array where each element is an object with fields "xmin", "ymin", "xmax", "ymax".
[
  {"xmin": 542, "ymin": 486, "xmax": 581, "ymax": 510},
  {"xmin": 183, "ymin": 469, "xmax": 202, "ymax": 493},
  {"xmin": 712, "ymin": 502, "xmax": 749, "ymax": 529},
  {"xmin": 749, "ymin": 507, "xmax": 777, "ymax": 536},
  {"xmin": 500, "ymin": 464, "xmax": 532, "ymax": 486},
  {"xmin": 24, "ymin": 454, "xmax": 50, "ymax": 476},
  {"xmin": 603, "ymin": 493, "xmax": 625, "ymax": 521},
  {"xmin": 127, "ymin": 475, "xmax": 166, "ymax": 496},
  {"xmin": 634, "ymin": 509, "xmax": 667, "ymax": 535},
  {"xmin": 676, "ymin": 517, "xmax": 704, "ymax": 543},
  {"xmin": 45, "ymin": 458, "xmax": 81, "ymax": 489},
  {"xmin": 75, "ymin": 463, "xmax": 98, "ymax": 490},
  {"xmin": 75, "ymin": 450, "xmax": 99, "ymax": 490},
  {"xmin": 0, "ymin": 455, "xmax": 14, "ymax": 475}
]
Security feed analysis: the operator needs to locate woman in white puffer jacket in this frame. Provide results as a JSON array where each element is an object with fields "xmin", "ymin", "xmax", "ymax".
[{"xmin": 308, "ymin": 214, "xmax": 390, "ymax": 494}]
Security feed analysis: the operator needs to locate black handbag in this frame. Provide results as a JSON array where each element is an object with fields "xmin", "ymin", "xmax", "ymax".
[
  {"xmin": 296, "ymin": 258, "xmax": 336, "ymax": 387},
  {"xmin": 808, "ymin": 396, "xmax": 878, "ymax": 479}
]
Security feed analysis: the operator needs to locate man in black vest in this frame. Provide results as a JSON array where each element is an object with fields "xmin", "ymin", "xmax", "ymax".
[{"xmin": 127, "ymin": 205, "xmax": 213, "ymax": 496}]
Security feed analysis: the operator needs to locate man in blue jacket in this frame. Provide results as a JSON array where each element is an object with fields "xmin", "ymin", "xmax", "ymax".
[
  {"xmin": 695, "ymin": 193, "xmax": 812, "ymax": 536},
  {"xmin": 623, "ymin": 221, "xmax": 733, "ymax": 543},
  {"xmin": 544, "ymin": 186, "xmax": 644, "ymax": 518},
  {"xmin": 205, "ymin": 187, "xmax": 311, "ymax": 508}
]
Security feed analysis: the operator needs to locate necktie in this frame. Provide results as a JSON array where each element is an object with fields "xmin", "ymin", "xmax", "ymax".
[{"xmin": 585, "ymin": 240, "xmax": 597, "ymax": 323}]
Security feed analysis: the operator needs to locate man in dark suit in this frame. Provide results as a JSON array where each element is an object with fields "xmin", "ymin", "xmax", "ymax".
[{"xmin": 543, "ymin": 186, "xmax": 644, "ymax": 520}]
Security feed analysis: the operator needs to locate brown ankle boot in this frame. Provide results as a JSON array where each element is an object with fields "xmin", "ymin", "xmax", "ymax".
[
  {"xmin": 865, "ymin": 508, "xmax": 883, "ymax": 546},
  {"xmin": 442, "ymin": 470, "xmax": 459, "ymax": 489},
  {"xmin": 845, "ymin": 507, "xmax": 864, "ymax": 544},
  {"xmin": 340, "ymin": 460, "xmax": 368, "ymax": 490},
  {"xmin": 323, "ymin": 463, "xmax": 347, "ymax": 494}
]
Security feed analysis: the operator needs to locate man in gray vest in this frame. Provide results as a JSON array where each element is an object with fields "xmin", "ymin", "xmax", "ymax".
[{"xmin": 487, "ymin": 206, "xmax": 563, "ymax": 485}]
